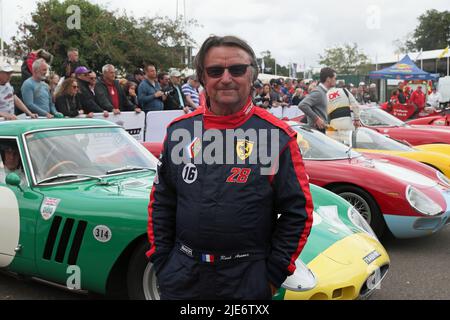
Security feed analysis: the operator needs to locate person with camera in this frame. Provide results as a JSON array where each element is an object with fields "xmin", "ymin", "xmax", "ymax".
[{"xmin": 163, "ymin": 70, "xmax": 189, "ymax": 113}]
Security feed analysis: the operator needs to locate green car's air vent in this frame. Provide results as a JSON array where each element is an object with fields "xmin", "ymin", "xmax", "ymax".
[
  {"xmin": 43, "ymin": 216, "xmax": 87, "ymax": 265},
  {"xmin": 68, "ymin": 221, "xmax": 87, "ymax": 265},
  {"xmin": 43, "ymin": 216, "xmax": 62, "ymax": 260}
]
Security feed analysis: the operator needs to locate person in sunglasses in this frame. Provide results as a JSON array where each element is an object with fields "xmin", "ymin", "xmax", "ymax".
[
  {"xmin": 55, "ymin": 78, "xmax": 89, "ymax": 118},
  {"xmin": 147, "ymin": 35, "xmax": 313, "ymax": 300}
]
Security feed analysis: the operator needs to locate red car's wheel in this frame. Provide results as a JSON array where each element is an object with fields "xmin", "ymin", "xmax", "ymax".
[{"xmin": 330, "ymin": 185, "xmax": 387, "ymax": 238}]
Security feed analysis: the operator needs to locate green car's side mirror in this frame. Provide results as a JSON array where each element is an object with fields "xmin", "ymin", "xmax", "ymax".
[{"xmin": 6, "ymin": 173, "xmax": 22, "ymax": 190}]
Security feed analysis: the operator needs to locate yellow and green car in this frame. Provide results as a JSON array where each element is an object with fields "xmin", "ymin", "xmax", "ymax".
[{"xmin": 0, "ymin": 119, "xmax": 389, "ymax": 300}]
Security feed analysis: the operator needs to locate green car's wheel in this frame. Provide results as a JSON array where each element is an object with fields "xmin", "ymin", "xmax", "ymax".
[
  {"xmin": 127, "ymin": 241, "xmax": 161, "ymax": 300},
  {"xmin": 330, "ymin": 185, "xmax": 386, "ymax": 238}
]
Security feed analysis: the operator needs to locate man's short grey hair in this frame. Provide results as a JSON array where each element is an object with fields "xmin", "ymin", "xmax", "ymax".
[
  {"xmin": 32, "ymin": 58, "xmax": 48, "ymax": 74},
  {"xmin": 194, "ymin": 35, "xmax": 259, "ymax": 87},
  {"xmin": 102, "ymin": 64, "xmax": 115, "ymax": 74}
]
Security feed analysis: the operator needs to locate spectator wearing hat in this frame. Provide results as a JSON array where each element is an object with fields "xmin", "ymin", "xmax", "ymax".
[
  {"xmin": 182, "ymin": 74, "xmax": 200, "ymax": 110},
  {"xmin": 75, "ymin": 67, "xmax": 108, "ymax": 116},
  {"xmin": 62, "ymin": 48, "xmax": 82, "ymax": 78},
  {"xmin": 164, "ymin": 70, "xmax": 188, "ymax": 112},
  {"xmin": 21, "ymin": 59, "xmax": 62, "ymax": 118},
  {"xmin": 0, "ymin": 63, "xmax": 37, "ymax": 120},
  {"xmin": 138, "ymin": 64, "xmax": 165, "ymax": 112},
  {"xmin": 95, "ymin": 64, "xmax": 135, "ymax": 115}
]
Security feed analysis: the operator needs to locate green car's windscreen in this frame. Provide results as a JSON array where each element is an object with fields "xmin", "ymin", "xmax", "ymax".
[{"xmin": 25, "ymin": 127, "xmax": 158, "ymax": 183}]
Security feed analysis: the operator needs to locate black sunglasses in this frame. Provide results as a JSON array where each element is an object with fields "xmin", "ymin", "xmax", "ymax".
[{"xmin": 205, "ymin": 64, "xmax": 251, "ymax": 78}]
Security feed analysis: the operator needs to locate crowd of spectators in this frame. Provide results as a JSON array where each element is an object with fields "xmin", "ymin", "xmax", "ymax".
[
  {"xmin": 1, "ymin": 46, "xmax": 386, "ymax": 121},
  {"xmin": 0, "ymin": 47, "xmax": 206, "ymax": 120}
]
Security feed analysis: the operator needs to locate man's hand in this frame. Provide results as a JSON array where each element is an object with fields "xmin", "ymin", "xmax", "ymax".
[
  {"xmin": 113, "ymin": 108, "xmax": 121, "ymax": 115},
  {"xmin": 155, "ymin": 91, "xmax": 164, "ymax": 98},
  {"xmin": 103, "ymin": 111, "xmax": 109, "ymax": 118},
  {"xmin": 87, "ymin": 112, "xmax": 94, "ymax": 118},
  {"xmin": 353, "ymin": 119, "xmax": 361, "ymax": 128},
  {"xmin": 135, "ymin": 107, "xmax": 142, "ymax": 113},
  {"xmin": 4, "ymin": 114, "xmax": 17, "ymax": 120},
  {"xmin": 315, "ymin": 117, "xmax": 326, "ymax": 129},
  {"xmin": 46, "ymin": 113, "xmax": 54, "ymax": 119},
  {"xmin": 183, "ymin": 107, "xmax": 190, "ymax": 114},
  {"xmin": 28, "ymin": 113, "xmax": 38, "ymax": 119}
]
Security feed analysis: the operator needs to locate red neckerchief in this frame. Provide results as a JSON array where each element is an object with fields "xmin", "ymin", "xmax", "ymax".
[{"xmin": 202, "ymin": 97, "xmax": 255, "ymax": 130}]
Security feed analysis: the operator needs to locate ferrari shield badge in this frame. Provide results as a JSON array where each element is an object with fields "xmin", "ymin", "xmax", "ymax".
[{"xmin": 236, "ymin": 139, "xmax": 254, "ymax": 161}]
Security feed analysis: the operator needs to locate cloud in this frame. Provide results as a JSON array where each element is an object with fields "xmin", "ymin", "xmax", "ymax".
[{"xmin": 3, "ymin": 0, "xmax": 449, "ymax": 68}]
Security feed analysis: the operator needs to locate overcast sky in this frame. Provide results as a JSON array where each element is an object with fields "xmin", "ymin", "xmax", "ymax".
[{"xmin": 2, "ymin": 0, "xmax": 449, "ymax": 68}]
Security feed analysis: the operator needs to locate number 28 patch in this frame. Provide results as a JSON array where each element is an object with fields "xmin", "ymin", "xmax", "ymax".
[{"xmin": 226, "ymin": 168, "xmax": 252, "ymax": 184}]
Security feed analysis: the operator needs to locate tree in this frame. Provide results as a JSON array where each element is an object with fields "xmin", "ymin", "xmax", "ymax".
[
  {"xmin": 393, "ymin": 33, "xmax": 415, "ymax": 55},
  {"xmin": 259, "ymin": 50, "xmax": 290, "ymax": 77},
  {"xmin": 408, "ymin": 9, "xmax": 450, "ymax": 51},
  {"xmin": 9, "ymin": 0, "xmax": 197, "ymax": 75},
  {"xmin": 319, "ymin": 43, "xmax": 371, "ymax": 75}
]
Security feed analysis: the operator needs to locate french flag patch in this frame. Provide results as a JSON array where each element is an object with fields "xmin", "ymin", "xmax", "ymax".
[{"xmin": 201, "ymin": 254, "xmax": 214, "ymax": 263}]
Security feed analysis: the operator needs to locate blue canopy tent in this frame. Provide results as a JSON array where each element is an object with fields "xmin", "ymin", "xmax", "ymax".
[{"xmin": 369, "ymin": 55, "xmax": 439, "ymax": 80}]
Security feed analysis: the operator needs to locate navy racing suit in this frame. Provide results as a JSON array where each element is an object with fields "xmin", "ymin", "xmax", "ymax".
[{"xmin": 147, "ymin": 98, "xmax": 313, "ymax": 299}]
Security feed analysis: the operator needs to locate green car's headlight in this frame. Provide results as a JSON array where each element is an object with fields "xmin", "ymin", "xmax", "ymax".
[
  {"xmin": 406, "ymin": 185, "xmax": 443, "ymax": 216},
  {"xmin": 347, "ymin": 206, "xmax": 377, "ymax": 239},
  {"xmin": 437, "ymin": 171, "xmax": 450, "ymax": 187},
  {"xmin": 281, "ymin": 259, "xmax": 317, "ymax": 292}
]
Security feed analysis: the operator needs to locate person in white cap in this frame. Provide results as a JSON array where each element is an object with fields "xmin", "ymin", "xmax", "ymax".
[
  {"xmin": 164, "ymin": 70, "xmax": 188, "ymax": 113},
  {"xmin": 0, "ymin": 63, "xmax": 37, "ymax": 120}
]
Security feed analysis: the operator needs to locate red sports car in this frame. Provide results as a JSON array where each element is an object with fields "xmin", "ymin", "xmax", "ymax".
[
  {"xmin": 360, "ymin": 106, "xmax": 450, "ymax": 145},
  {"xmin": 407, "ymin": 113, "xmax": 450, "ymax": 126},
  {"xmin": 291, "ymin": 124, "xmax": 450, "ymax": 239}
]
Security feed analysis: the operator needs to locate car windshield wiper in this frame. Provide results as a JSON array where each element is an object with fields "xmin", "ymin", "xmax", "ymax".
[
  {"xmin": 106, "ymin": 166, "xmax": 155, "ymax": 175},
  {"xmin": 38, "ymin": 174, "xmax": 106, "ymax": 185}
]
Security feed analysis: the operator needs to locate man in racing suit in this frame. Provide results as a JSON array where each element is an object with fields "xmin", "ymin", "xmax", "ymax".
[{"xmin": 147, "ymin": 35, "xmax": 313, "ymax": 300}]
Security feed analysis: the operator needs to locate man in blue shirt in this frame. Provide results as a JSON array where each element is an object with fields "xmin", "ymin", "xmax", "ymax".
[
  {"xmin": 138, "ymin": 64, "xmax": 165, "ymax": 112},
  {"xmin": 21, "ymin": 59, "xmax": 61, "ymax": 118}
]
